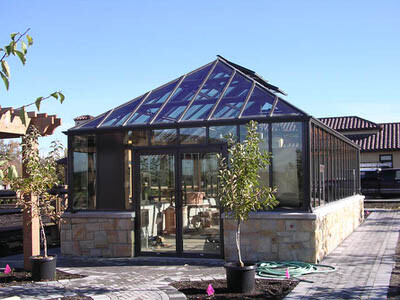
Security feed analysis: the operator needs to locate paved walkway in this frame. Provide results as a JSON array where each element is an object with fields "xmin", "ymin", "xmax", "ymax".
[
  {"xmin": 286, "ymin": 210, "xmax": 399, "ymax": 299},
  {"xmin": 0, "ymin": 211, "xmax": 398, "ymax": 299}
]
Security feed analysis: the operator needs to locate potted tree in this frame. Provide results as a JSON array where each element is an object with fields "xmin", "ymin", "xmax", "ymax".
[
  {"xmin": 2, "ymin": 127, "xmax": 65, "ymax": 281},
  {"xmin": 217, "ymin": 121, "xmax": 278, "ymax": 293}
]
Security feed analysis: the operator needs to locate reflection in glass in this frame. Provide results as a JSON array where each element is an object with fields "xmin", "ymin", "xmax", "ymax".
[
  {"xmin": 80, "ymin": 112, "xmax": 108, "ymax": 128},
  {"xmin": 150, "ymin": 129, "xmax": 177, "ymax": 145},
  {"xmin": 182, "ymin": 62, "xmax": 233, "ymax": 121},
  {"xmin": 100, "ymin": 94, "xmax": 147, "ymax": 127},
  {"xmin": 211, "ymin": 73, "xmax": 252, "ymax": 119},
  {"xmin": 241, "ymin": 86, "xmax": 275, "ymax": 117},
  {"xmin": 140, "ymin": 154, "xmax": 176, "ymax": 253},
  {"xmin": 272, "ymin": 122, "xmax": 303, "ymax": 207},
  {"xmin": 72, "ymin": 135, "xmax": 96, "ymax": 209},
  {"xmin": 272, "ymin": 99, "xmax": 302, "ymax": 116},
  {"xmin": 127, "ymin": 79, "xmax": 180, "ymax": 125},
  {"xmin": 124, "ymin": 149, "xmax": 133, "ymax": 209},
  {"xmin": 153, "ymin": 64, "xmax": 214, "ymax": 123},
  {"xmin": 209, "ymin": 126, "xmax": 237, "ymax": 144},
  {"xmin": 181, "ymin": 152, "xmax": 220, "ymax": 254},
  {"xmin": 180, "ymin": 127, "xmax": 207, "ymax": 144},
  {"xmin": 125, "ymin": 131, "xmax": 148, "ymax": 146}
]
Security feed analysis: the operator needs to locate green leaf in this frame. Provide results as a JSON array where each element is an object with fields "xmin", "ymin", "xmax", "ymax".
[
  {"xmin": 21, "ymin": 41, "xmax": 27, "ymax": 55},
  {"xmin": 50, "ymin": 92, "xmax": 59, "ymax": 99},
  {"xmin": 19, "ymin": 106, "xmax": 26, "ymax": 125},
  {"xmin": 10, "ymin": 33, "xmax": 17, "ymax": 41},
  {"xmin": 27, "ymin": 34, "xmax": 33, "ymax": 46},
  {"xmin": 11, "ymin": 42, "xmax": 17, "ymax": 54},
  {"xmin": 1, "ymin": 60, "xmax": 10, "ymax": 78},
  {"xmin": 8, "ymin": 165, "xmax": 18, "ymax": 180},
  {"xmin": 4, "ymin": 45, "xmax": 12, "ymax": 56},
  {"xmin": 0, "ymin": 71, "xmax": 9, "ymax": 90},
  {"xmin": 35, "ymin": 97, "xmax": 43, "ymax": 111},
  {"xmin": 59, "ymin": 92, "xmax": 65, "ymax": 103},
  {"xmin": 15, "ymin": 51, "xmax": 26, "ymax": 65}
]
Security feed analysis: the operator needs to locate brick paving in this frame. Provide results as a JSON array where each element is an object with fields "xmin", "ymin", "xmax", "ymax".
[
  {"xmin": 286, "ymin": 211, "xmax": 400, "ymax": 299},
  {"xmin": 0, "ymin": 211, "xmax": 398, "ymax": 299}
]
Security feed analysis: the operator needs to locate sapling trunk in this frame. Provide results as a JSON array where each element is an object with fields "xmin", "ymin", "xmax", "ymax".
[
  {"xmin": 39, "ymin": 216, "xmax": 48, "ymax": 258},
  {"xmin": 236, "ymin": 220, "xmax": 244, "ymax": 267}
]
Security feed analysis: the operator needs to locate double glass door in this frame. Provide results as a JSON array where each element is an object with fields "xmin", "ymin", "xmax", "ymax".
[{"xmin": 134, "ymin": 147, "xmax": 223, "ymax": 257}]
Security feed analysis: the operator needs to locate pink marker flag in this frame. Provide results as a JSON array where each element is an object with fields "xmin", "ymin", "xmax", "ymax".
[
  {"xmin": 206, "ymin": 284, "xmax": 215, "ymax": 296},
  {"xmin": 367, "ymin": 211, "xmax": 370, "ymax": 215},
  {"xmin": 285, "ymin": 268, "xmax": 290, "ymax": 279},
  {"xmin": 4, "ymin": 264, "xmax": 11, "ymax": 274}
]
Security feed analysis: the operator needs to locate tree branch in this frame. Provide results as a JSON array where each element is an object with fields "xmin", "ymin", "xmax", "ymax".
[{"xmin": 0, "ymin": 28, "xmax": 31, "ymax": 62}]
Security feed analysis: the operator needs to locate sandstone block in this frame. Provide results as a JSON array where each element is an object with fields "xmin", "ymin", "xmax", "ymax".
[
  {"xmin": 90, "ymin": 248, "xmax": 103, "ymax": 257},
  {"xmin": 72, "ymin": 224, "xmax": 86, "ymax": 240},
  {"xmin": 86, "ymin": 223, "xmax": 101, "ymax": 231},
  {"xmin": 71, "ymin": 218, "xmax": 89, "ymax": 224},
  {"xmin": 94, "ymin": 231, "xmax": 108, "ymax": 248},
  {"xmin": 79, "ymin": 240, "xmax": 94, "ymax": 249},
  {"xmin": 112, "ymin": 244, "xmax": 133, "ymax": 257}
]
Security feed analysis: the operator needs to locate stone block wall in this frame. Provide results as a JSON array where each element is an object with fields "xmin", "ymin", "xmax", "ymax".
[
  {"xmin": 223, "ymin": 195, "xmax": 364, "ymax": 263},
  {"xmin": 61, "ymin": 211, "xmax": 135, "ymax": 257}
]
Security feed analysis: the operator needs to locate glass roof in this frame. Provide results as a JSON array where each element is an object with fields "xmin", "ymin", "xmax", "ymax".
[{"xmin": 71, "ymin": 57, "xmax": 306, "ymax": 131}]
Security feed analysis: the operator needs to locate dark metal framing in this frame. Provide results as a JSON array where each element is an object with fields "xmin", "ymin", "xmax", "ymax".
[{"xmin": 132, "ymin": 144, "xmax": 226, "ymax": 258}]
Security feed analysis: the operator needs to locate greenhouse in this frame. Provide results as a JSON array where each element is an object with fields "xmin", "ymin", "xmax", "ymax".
[{"xmin": 61, "ymin": 56, "xmax": 364, "ymax": 263}]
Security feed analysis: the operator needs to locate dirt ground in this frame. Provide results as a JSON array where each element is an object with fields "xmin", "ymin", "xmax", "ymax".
[{"xmin": 171, "ymin": 278, "xmax": 297, "ymax": 299}]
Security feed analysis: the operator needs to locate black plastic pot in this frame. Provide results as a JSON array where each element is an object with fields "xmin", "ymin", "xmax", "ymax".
[
  {"xmin": 224, "ymin": 262, "xmax": 256, "ymax": 293},
  {"xmin": 30, "ymin": 255, "xmax": 57, "ymax": 281}
]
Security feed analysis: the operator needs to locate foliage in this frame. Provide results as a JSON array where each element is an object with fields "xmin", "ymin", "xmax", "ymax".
[
  {"xmin": 217, "ymin": 121, "xmax": 278, "ymax": 267},
  {"xmin": 0, "ymin": 29, "xmax": 65, "ymax": 125},
  {"xmin": 0, "ymin": 140, "xmax": 22, "ymax": 179},
  {"xmin": 2, "ymin": 127, "xmax": 65, "ymax": 257}
]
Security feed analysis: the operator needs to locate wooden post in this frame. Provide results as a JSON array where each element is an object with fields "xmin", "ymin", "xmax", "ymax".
[{"xmin": 22, "ymin": 129, "xmax": 40, "ymax": 271}]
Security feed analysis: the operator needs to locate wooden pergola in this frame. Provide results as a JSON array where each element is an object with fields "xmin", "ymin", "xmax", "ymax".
[{"xmin": 0, "ymin": 106, "xmax": 61, "ymax": 270}]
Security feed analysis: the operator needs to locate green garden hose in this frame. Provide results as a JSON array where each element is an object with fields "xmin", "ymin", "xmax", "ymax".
[{"xmin": 256, "ymin": 261, "xmax": 336, "ymax": 279}]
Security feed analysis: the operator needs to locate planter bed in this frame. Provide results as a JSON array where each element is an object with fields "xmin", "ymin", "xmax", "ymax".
[{"xmin": 171, "ymin": 278, "xmax": 297, "ymax": 299}]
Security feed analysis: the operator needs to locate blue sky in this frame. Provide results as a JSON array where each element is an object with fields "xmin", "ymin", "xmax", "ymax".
[{"xmin": 1, "ymin": 0, "xmax": 399, "ymax": 153}]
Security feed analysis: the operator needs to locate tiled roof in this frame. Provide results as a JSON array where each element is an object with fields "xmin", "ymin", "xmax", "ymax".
[
  {"xmin": 319, "ymin": 116, "xmax": 380, "ymax": 132},
  {"xmin": 346, "ymin": 123, "xmax": 400, "ymax": 151},
  {"xmin": 73, "ymin": 115, "xmax": 93, "ymax": 121}
]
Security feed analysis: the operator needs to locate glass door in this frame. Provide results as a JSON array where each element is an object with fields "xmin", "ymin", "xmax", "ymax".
[
  {"xmin": 135, "ymin": 146, "xmax": 224, "ymax": 257},
  {"xmin": 180, "ymin": 151, "xmax": 222, "ymax": 256},
  {"xmin": 137, "ymin": 153, "xmax": 176, "ymax": 254}
]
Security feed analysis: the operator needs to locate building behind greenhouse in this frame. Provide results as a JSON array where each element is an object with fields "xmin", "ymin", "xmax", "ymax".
[{"xmin": 61, "ymin": 56, "xmax": 364, "ymax": 263}]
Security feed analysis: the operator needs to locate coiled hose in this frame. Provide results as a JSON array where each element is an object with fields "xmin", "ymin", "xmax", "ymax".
[{"xmin": 256, "ymin": 261, "xmax": 336, "ymax": 279}]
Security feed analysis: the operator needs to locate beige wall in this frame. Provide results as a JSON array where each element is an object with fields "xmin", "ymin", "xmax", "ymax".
[
  {"xmin": 223, "ymin": 195, "xmax": 364, "ymax": 263},
  {"xmin": 361, "ymin": 151, "xmax": 400, "ymax": 168}
]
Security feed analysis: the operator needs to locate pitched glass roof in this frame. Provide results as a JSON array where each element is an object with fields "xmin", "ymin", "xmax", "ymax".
[{"xmin": 70, "ymin": 56, "xmax": 307, "ymax": 131}]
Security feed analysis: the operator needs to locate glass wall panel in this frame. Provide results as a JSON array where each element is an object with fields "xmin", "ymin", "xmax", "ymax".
[
  {"xmin": 211, "ymin": 73, "xmax": 252, "ymax": 119},
  {"xmin": 150, "ymin": 129, "xmax": 177, "ymax": 146},
  {"xmin": 80, "ymin": 112, "xmax": 108, "ymax": 129},
  {"xmin": 153, "ymin": 64, "xmax": 213, "ymax": 123},
  {"xmin": 273, "ymin": 99, "xmax": 303, "ymax": 116},
  {"xmin": 139, "ymin": 154, "xmax": 176, "ymax": 253},
  {"xmin": 271, "ymin": 122, "xmax": 303, "ymax": 207},
  {"xmin": 241, "ymin": 86, "xmax": 275, "ymax": 117},
  {"xmin": 125, "ymin": 130, "xmax": 148, "ymax": 146},
  {"xmin": 72, "ymin": 135, "xmax": 96, "ymax": 209},
  {"xmin": 182, "ymin": 62, "xmax": 233, "ymax": 121},
  {"xmin": 209, "ymin": 125, "xmax": 237, "ymax": 144},
  {"xmin": 127, "ymin": 79, "xmax": 180, "ymax": 125},
  {"xmin": 100, "ymin": 94, "xmax": 147, "ymax": 127},
  {"xmin": 180, "ymin": 127, "xmax": 207, "ymax": 144}
]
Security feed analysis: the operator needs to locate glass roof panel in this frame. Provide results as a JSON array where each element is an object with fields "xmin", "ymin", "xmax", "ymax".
[
  {"xmin": 80, "ymin": 112, "xmax": 109, "ymax": 128},
  {"xmin": 126, "ymin": 79, "xmax": 180, "ymax": 125},
  {"xmin": 181, "ymin": 61, "xmax": 233, "ymax": 121},
  {"xmin": 100, "ymin": 94, "xmax": 147, "ymax": 127},
  {"xmin": 211, "ymin": 72, "xmax": 252, "ymax": 119},
  {"xmin": 272, "ymin": 99, "xmax": 303, "ymax": 115},
  {"xmin": 153, "ymin": 64, "xmax": 213, "ymax": 123},
  {"xmin": 241, "ymin": 86, "xmax": 275, "ymax": 117}
]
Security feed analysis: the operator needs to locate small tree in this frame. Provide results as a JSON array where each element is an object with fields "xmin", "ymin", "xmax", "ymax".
[
  {"xmin": 3, "ymin": 127, "xmax": 65, "ymax": 258},
  {"xmin": 217, "ymin": 121, "xmax": 278, "ymax": 267}
]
